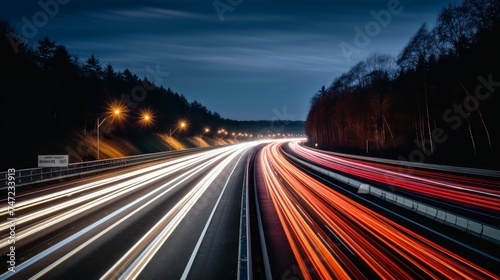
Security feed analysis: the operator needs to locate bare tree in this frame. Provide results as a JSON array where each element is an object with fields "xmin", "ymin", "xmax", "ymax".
[
  {"xmin": 434, "ymin": 3, "xmax": 476, "ymax": 56},
  {"xmin": 463, "ymin": 0, "xmax": 500, "ymax": 33},
  {"xmin": 397, "ymin": 24, "xmax": 435, "ymax": 71}
]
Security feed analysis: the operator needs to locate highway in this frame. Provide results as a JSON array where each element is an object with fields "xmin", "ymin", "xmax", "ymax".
[
  {"xmin": 1, "ymin": 140, "xmax": 499, "ymax": 279},
  {"xmin": 250, "ymin": 141, "xmax": 500, "ymax": 279},
  {"xmin": 0, "ymin": 142, "xmax": 264, "ymax": 280}
]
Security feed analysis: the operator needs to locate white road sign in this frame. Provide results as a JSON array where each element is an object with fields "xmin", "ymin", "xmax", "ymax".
[{"xmin": 38, "ymin": 155, "xmax": 69, "ymax": 167}]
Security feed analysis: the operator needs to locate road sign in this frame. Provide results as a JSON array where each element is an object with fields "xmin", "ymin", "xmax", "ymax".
[{"xmin": 38, "ymin": 155, "xmax": 69, "ymax": 167}]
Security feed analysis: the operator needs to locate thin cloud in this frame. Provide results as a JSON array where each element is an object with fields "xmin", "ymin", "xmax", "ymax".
[
  {"xmin": 0, "ymin": 0, "xmax": 461, "ymax": 120},
  {"xmin": 89, "ymin": 7, "xmax": 209, "ymax": 21}
]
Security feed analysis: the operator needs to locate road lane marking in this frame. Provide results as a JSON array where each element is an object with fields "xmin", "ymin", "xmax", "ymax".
[
  {"xmin": 106, "ymin": 147, "xmax": 246, "ymax": 279},
  {"xmin": 180, "ymin": 150, "xmax": 247, "ymax": 280},
  {"xmin": 0, "ymin": 146, "xmax": 241, "ymax": 279}
]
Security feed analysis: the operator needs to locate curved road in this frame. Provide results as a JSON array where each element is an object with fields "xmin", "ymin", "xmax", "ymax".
[
  {"xmin": 0, "ymin": 142, "xmax": 262, "ymax": 279},
  {"xmin": 1, "ymin": 140, "xmax": 498, "ymax": 279},
  {"xmin": 251, "ymin": 141, "xmax": 500, "ymax": 279}
]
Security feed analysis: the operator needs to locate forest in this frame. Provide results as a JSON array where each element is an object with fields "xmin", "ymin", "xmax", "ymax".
[
  {"xmin": 0, "ymin": 21, "xmax": 303, "ymax": 169},
  {"xmin": 305, "ymin": 0, "xmax": 500, "ymax": 169}
]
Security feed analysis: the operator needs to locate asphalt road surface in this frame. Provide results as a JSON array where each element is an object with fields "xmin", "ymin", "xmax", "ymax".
[
  {"xmin": 0, "ymin": 142, "xmax": 263, "ymax": 280},
  {"xmin": 1, "ymin": 139, "xmax": 498, "ymax": 279}
]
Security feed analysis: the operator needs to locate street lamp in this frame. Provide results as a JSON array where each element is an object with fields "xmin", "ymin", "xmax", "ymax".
[
  {"xmin": 199, "ymin": 128, "xmax": 210, "ymax": 146},
  {"xmin": 96, "ymin": 108, "xmax": 121, "ymax": 160},
  {"xmin": 139, "ymin": 112, "xmax": 153, "ymax": 126},
  {"xmin": 217, "ymin": 129, "xmax": 225, "ymax": 141},
  {"xmin": 201, "ymin": 128, "xmax": 210, "ymax": 138},
  {"xmin": 169, "ymin": 121, "xmax": 186, "ymax": 151}
]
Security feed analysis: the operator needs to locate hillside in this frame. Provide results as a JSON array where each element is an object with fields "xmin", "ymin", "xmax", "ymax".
[
  {"xmin": 305, "ymin": 0, "xmax": 500, "ymax": 170},
  {"xmin": 0, "ymin": 20, "xmax": 304, "ymax": 170}
]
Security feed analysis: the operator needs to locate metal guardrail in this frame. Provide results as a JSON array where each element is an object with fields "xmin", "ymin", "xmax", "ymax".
[
  {"xmin": 237, "ymin": 148, "xmax": 253, "ymax": 280},
  {"xmin": 284, "ymin": 150, "xmax": 500, "ymax": 245},
  {"xmin": 0, "ymin": 145, "xmax": 222, "ymax": 189},
  {"xmin": 304, "ymin": 145, "xmax": 500, "ymax": 178},
  {"xmin": 251, "ymin": 149, "xmax": 273, "ymax": 280}
]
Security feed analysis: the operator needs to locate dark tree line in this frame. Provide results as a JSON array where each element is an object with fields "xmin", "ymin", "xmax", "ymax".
[
  {"xmin": 305, "ymin": 0, "xmax": 500, "ymax": 168},
  {"xmin": 0, "ymin": 21, "xmax": 303, "ymax": 168},
  {"xmin": 0, "ymin": 28, "xmax": 223, "ymax": 137}
]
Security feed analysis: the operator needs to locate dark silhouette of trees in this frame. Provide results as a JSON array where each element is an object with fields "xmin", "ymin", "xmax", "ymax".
[
  {"xmin": 103, "ymin": 63, "xmax": 116, "ymax": 82},
  {"xmin": 83, "ymin": 54, "xmax": 103, "ymax": 79},
  {"xmin": 435, "ymin": 3, "xmax": 476, "ymax": 56},
  {"xmin": 306, "ymin": 0, "xmax": 500, "ymax": 168},
  {"xmin": 397, "ymin": 24, "xmax": 435, "ymax": 72},
  {"xmin": 1, "ymin": 19, "xmax": 304, "ymax": 168},
  {"xmin": 35, "ymin": 36, "xmax": 57, "ymax": 71}
]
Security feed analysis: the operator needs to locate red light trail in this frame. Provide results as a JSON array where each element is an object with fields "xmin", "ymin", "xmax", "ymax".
[
  {"xmin": 287, "ymin": 142, "xmax": 500, "ymax": 212},
  {"xmin": 257, "ymin": 142, "xmax": 498, "ymax": 279}
]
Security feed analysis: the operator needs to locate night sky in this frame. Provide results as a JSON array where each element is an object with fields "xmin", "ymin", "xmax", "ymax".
[{"xmin": 2, "ymin": 0, "xmax": 459, "ymax": 120}]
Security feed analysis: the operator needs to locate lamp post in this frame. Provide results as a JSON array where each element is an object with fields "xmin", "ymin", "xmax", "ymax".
[
  {"xmin": 200, "ymin": 128, "xmax": 209, "ymax": 146},
  {"xmin": 169, "ymin": 122, "xmax": 186, "ymax": 151},
  {"xmin": 96, "ymin": 109, "xmax": 121, "ymax": 160},
  {"xmin": 216, "ymin": 129, "xmax": 226, "ymax": 141}
]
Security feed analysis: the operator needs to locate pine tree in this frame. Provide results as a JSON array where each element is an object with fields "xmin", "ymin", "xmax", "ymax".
[
  {"xmin": 83, "ymin": 54, "xmax": 103, "ymax": 79},
  {"xmin": 104, "ymin": 63, "xmax": 116, "ymax": 82},
  {"xmin": 35, "ymin": 36, "xmax": 56, "ymax": 70}
]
